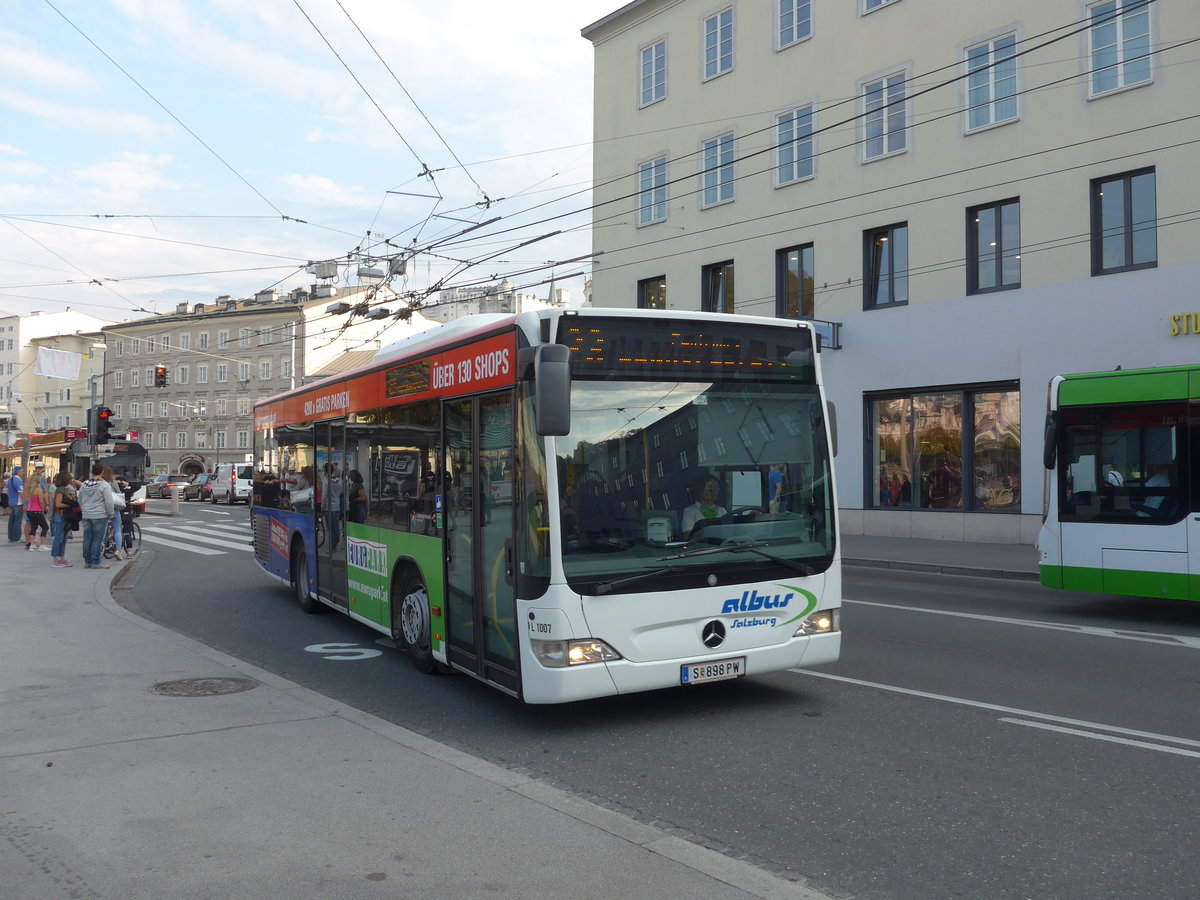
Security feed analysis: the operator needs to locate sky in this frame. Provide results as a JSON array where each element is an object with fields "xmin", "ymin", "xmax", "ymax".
[{"xmin": 0, "ymin": 0, "xmax": 621, "ymax": 324}]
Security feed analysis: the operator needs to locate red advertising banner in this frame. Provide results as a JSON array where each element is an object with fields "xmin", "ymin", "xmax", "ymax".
[{"xmin": 255, "ymin": 332, "xmax": 516, "ymax": 430}]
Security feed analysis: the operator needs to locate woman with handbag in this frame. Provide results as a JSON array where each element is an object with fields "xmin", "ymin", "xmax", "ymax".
[{"xmin": 51, "ymin": 470, "xmax": 78, "ymax": 568}]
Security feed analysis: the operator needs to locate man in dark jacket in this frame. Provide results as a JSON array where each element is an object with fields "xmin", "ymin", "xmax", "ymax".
[{"xmin": 6, "ymin": 465, "xmax": 23, "ymax": 543}]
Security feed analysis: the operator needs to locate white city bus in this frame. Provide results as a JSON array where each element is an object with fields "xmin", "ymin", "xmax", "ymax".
[
  {"xmin": 1038, "ymin": 364, "xmax": 1199, "ymax": 601},
  {"xmin": 251, "ymin": 308, "xmax": 842, "ymax": 702}
]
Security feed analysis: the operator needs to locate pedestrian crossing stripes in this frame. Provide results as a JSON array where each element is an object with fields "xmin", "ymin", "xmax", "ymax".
[{"xmin": 139, "ymin": 518, "xmax": 254, "ymax": 555}]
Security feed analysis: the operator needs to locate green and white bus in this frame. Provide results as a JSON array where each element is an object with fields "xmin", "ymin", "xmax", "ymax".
[
  {"xmin": 252, "ymin": 307, "xmax": 842, "ymax": 703},
  {"xmin": 1038, "ymin": 364, "xmax": 1199, "ymax": 601}
]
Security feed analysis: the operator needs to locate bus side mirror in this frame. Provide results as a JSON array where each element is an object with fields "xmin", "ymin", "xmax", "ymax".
[
  {"xmin": 826, "ymin": 400, "xmax": 838, "ymax": 458},
  {"xmin": 1043, "ymin": 411, "xmax": 1058, "ymax": 470},
  {"xmin": 535, "ymin": 344, "xmax": 571, "ymax": 436}
]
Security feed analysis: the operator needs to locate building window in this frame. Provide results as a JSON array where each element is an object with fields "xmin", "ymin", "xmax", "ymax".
[
  {"xmin": 216, "ymin": 430, "xmax": 227, "ymax": 449},
  {"xmin": 260, "ymin": 361, "xmax": 271, "ymax": 380},
  {"xmin": 776, "ymin": 104, "xmax": 815, "ymax": 185},
  {"xmin": 144, "ymin": 432, "xmax": 153, "ymax": 449},
  {"xmin": 216, "ymin": 398, "xmax": 227, "ymax": 416},
  {"xmin": 259, "ymin": 327, "xmax": 271, "ymax": 346},
  {"xmin": 862, "ymin": 71, "xmax": 907, "ymax": 161},
  {"xmin": 640, "ymin": 40, "xmax": 666, "ymax": 107},
  {"xmin": 196, "ymin": 431, "xmax": 207, "ymax": 450},
  {"xmin": 864, "ymin": 0, "xmax": 901, "ymax": 11},
  {"xmin": 217, "ymin": 364, "xmax": 228, "ymax": 383},
  {"xmin": 177, "ymin": 365, "xmax": 188, "ymax": 385},
  {"xmin": 114, "ymin": 371, "xmax": 123, "ymax": 389},
  {"xmin": 638, "ymin": 156, "xmax": 668, "ymax": 226},
  {"xmin": 197, "ymin": 364, "xmax": 208, "ymax": 384},
  {"xmin": 177, "ymin": 432, "xmax": 188, "ymax": 449},
  {"xmin": 114, "ymin": 339, "xmax": 123, "ymax": 356},
  {"xmin": 239, "ymin": 328, "xmax": 252, "ymax": 349},
  {"xmin": 638, "ymin": 276, "xmax": 667, "ymax": 310},
  {"xmin": 180, "ymin": 333, "xmax": 191, "ymax": 350},
  {"xmin": 778, "ymin": 0, "xmax": 811, "ymax": 48},
  {"xmin": 864, "ymin": 223, "xmax": 908, "ymax": 308},
  {"xmin": 218, "ymin": 330, "xmax": 229, "ymax": 349},
  {"xmin": 776, "ymin": 244, "xmax": 815, "ymax": 318},
  {"xmin": 160, "ymin": 335, "xmax": 170, "ymax": 352},
  {"xmin": 282, "ymin": 360, "xmax": 292, "ymax": 380},
  {"xmin": 158, "ymin": 431, "xmax": 168, "ymax": 448},
  {"xmin": 965, "ymin": 34, "xmax": 1017, "ymax": 130},
  {"xmin": 238, "ymin": 363, "xmax": 250, "ymax": 382},
  {"xmin": 236, "ymin": 430, "xmax": 249, "ymax": 449},
  {"xmin": 130, "ymin": 368, "xmax": 139, "ymax": 388},
  {"xmin": 703, "ymin": 8, "xmax": 733, "ymax": 80},
  {"xmin": 1091, "ymin": 168, "xmax": 1156, "ymax": 275},
  {"xmin": 1088, "ymin": 0, "xmax": 1151, "ymax": 97},
  {"xmin": 868, "ymin": 387, "xmax": 1020, "ymax": 511},
  {"xmin": 130, "ymin": 402, "xmax": 139, "ymax": 418},
  {"xmin": 160, "ymin": 401, "xmax": 169, "ymax": 418},
  {"xmin": 198, "ymin": 332, "xmax": 209, "ymax": 350},
  {"xmin": 143, "ymin": 402, "xmax": 152, "ymax": 419},
  {"xmin": 967, "ymin": 199, "xmax": 1021, "ymax": 293},
  {"xmin": 238, "ymin": 398, "xmax": 251, "ymax": 416},
  {"xmin": 701, "ymin": 261, "xmax": 735, "ymax": 313},
  {"xmin": 701, "ymin": 132, "xmax": 735, "ymax": 207},
  {"xmin": 130, "ymin": 338, "xmax": 139, "ymax": 355}
]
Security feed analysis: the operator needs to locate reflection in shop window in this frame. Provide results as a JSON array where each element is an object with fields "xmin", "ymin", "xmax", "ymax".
[{"xmin": 869, "ymin": 387, "xmax": 1020, "ymax": 511}]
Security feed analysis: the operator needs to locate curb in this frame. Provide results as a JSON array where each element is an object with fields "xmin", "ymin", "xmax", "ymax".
[{"xmin": 843, "ymin": 557, "xmax": 1040, "ymax": 581}]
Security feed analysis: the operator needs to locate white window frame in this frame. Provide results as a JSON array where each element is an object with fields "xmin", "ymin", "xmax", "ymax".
[
  {"xmin": 158, "ymin": 431, "xmax": 168, "ymax": 448},
  {"xmin": 218, "ymin": 330, "xmax": 229, "ymax": 349},
  {"xmin": 775, "ymin": 102, "xmax": 816, "ymax": 186},
  {"xmin": 197, "ymin": 364, "xmax": 208, "ymax": 384},
  {"xmin": 860, "ymin": 68, "xmax": 909, "ymax": 162},
  {"xmin": 217, "ymin": 364, "xmax": 228, "ymax": 383},
  {"xmin": 637, "ymin": 155, "xmax": 669, "ymax": 226},
  {"xmin": 130, "ymin": 368, "xmax": 139, "ymax": 388},
  {"xmin": 114, "ymin": 371, "xmax": 123, "ymax": 389},
  {"xmin": 702, "ymin": 8, "xmax": 734, "ymax": 81},
  {"xmin": 778, "ymin": 0, "xmax": 812, "ymax": 50},
  {"xmin": 640, "ymin": 39, "xmax": 667, "ymax": 108},
  {"xmin": 239, "ymin": 328, "xmax": 252, "ymax": 349},
  {"xmin": 863, "ymin": 0, "xmax": 902, "ymax": 13},
  {"xmin": 963, "ymin": 32, "xmax": 1019, "ymax": 132},
  {"xmin": 701, "ymin": 131, "xmax": 735, "ymax": 208},
  {"xmin": 180, "ymin": 333, "xmax": 191, "ymax": 350},
  {"xmin": 177, "ymin": 431, "xmax": 187, "ymax": 449},
  {"xmin": 238, "ymin": 362, "xmax": 250, "ymax": 382},
  {"xmin": 260, "ymin": 361, "xmax": 271, "ymax": 380},
  {"xmin": 236, "ymin": 430, "xmax": 249, "ymax": 449},
  {"xmin": 176, "ymin": 365, "xmax": 189, "ymax": 385},
  {"xmin": 198, "ymin": 331, "xmax": 209, "ymax": 350},
  {"xmin": 1087, "ymin": 0, "xmax": 1152, "ymax": 98},
  {"xmin": 215, "ymin": 430, "xmax": 227, "ymax": 449}
]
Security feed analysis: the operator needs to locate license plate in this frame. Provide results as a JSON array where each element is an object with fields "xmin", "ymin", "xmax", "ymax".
[{"xmin": 681, "ymin": 656, "xmax": 746, "ymax": 685}]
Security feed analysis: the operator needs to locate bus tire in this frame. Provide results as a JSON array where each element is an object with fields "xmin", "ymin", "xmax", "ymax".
[
  {"xmin": 392, "ymin": 570, "xmax": 436, "ymax": 673},
  {"xmin": 291, "ymin": 541, "xmax": 321, "ymax": 614}
]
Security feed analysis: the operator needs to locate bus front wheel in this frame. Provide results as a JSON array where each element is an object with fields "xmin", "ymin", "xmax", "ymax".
[{"xmin": 393, "ymin": 572, "xmax": 436, "ymax": 673}]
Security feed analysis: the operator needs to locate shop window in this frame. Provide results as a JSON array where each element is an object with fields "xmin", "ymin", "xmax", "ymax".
[{"xmin": 869, "ymin": 386, "xmax": 1020, "ymax": 511}]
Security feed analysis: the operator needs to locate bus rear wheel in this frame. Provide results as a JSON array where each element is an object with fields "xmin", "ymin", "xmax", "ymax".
[
  {"xmin": 393, "ymin": 572, "xmax": 436, "ymax": 673},
  {"xmin": 291, "ymin": 543, "xmax": 320, "ymax": 614}
]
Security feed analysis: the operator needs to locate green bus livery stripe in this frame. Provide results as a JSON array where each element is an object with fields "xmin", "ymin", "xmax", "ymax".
[
  {"xmin": 1058, "ymin": 367, "xmax": 1198, "ymax": 407},
  {"xmin": 1039, "ymin": 565, "xmax": 1197, "ymax": 602}
]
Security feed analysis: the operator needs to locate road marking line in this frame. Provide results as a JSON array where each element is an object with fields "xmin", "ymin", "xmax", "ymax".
[
  {"xmin": 843, "ymin": 598, "xmax": 1200, "ymax": 649},
  {"xmin": 137, "ymin": 532, "xmax": 224, "ymax": 555},
  {"xmin": 793, "ymin": 670, "xmax": 1200, "ymax": 750},
  {"xmin": 998, "ymin": 718, "xmax": 1200, "ymax": 759},
  {"xmin": 139, "ymin": 526, "xmax": 252, "ymax": 551}
]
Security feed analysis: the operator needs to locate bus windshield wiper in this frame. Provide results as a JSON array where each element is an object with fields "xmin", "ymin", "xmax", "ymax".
[
  {"xmin": 658, "ymin": 540, "xmax": 816, "ymax": 576},
  {"xmin": 592, "ymin": 567, "xmax": 672, "ymax": 596}
]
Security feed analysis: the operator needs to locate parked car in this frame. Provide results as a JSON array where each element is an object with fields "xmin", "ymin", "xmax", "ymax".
[
  {"xmin": 182, "ymin": 473, "xmax": 214, "ymax": 502},
  {"xmin": 211, "ymin": 463, "xmax": 254, "ymax": 504},
  {"xmin": 146, "ymin": 472, "xmax": 193, "ymax": 499}
]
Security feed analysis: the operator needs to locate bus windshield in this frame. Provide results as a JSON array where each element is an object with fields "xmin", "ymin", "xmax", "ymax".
[{"xmin": 556, "ymin": 378, "xmax": 834, "ymax": 593}]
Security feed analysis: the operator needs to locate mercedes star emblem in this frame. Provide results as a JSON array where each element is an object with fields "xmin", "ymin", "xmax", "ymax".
[{"xmin": 702, "ymin": 620, "xmax": 726, "ymax": 649}]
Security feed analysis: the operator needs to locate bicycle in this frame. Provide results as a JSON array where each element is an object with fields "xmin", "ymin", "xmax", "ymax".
[{"xmin": 102, "ymin": 512, "xmax": 142, "ymax": 559}]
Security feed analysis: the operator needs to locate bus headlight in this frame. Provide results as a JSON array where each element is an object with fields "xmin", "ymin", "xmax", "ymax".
[
  {"xmin": 531, "ymin": 638, "xmax": 622, "ymax": 668},
  {"xmin": 794, "ymin": 608, "xmax": 840, "ymax": 637}
]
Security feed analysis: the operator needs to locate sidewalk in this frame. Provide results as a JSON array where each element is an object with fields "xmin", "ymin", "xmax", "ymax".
[{"xmin": 0, "ymin": 536, "xmax": 831, "ymax": 900}]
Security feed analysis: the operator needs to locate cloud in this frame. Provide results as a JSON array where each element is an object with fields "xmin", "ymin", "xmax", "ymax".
[
  {"xmin": 70, "ymin": 153, "xmax": 177, "ymax": 206},
  {"xmin": 277, "ymin": 174, "xmax": 379, "ymax": 210},
  {"xmin": 0, "ymin": 87, "xmax": 168, "ymax": 141}
]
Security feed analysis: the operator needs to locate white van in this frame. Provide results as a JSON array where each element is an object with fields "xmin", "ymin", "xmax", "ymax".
[{"xmin": 211, "ymin": 462, "xmax": 254, "ymax": 504}]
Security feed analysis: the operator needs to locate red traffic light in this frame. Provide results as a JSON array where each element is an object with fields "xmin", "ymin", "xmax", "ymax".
[
  {"xmin": 98, "ymin": 407, "xmax": 113, "ymax": 420},
  {"xmin": 154, "ymin": 365, "xmax": 168, "ymax": 388}
]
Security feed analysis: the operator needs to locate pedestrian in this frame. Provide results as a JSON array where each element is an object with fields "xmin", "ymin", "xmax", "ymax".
[
  {"xmin": 6, "ymin": 464, "xmax": 24, "ymax": 543},
  {"xmin": 348, "ymin": 469, "xmax": 367, "ymax": 524},
  {"xmin": 322, "ymin": 462, "xmax": 344, "ymax": 551},
  {"xmin": 99, "ymin": 466, "xmax": 128, "ymax": 560},
  {"xmin": 22, "ymin": 466, "xmax": 50, "ymax": 551},
  {"xmin": 50, "ymin": 470, "xmax": 77, "ymax": 568},
  {"xmin": 77, "ymin": 462, "xmax": 114, "ymax": 569}
]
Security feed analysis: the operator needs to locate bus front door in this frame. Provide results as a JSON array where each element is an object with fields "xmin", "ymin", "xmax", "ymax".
[
  {"xmin": 444, "ymin": 395, "xmax": 517, "ymax": 693},
  {"xmin": 316, "ymin": 419, "xmax": 349, "ymax": 609}
]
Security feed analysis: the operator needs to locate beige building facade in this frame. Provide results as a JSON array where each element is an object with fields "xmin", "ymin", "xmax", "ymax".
[{"xmin": 584, "ymin": 0, "xmax": 1200, "ymax": 543}]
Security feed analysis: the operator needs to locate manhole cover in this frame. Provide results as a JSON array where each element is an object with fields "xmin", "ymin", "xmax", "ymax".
[{"xmin": 150, "ymin": 677, "xmax": 259, "ymax": 697}]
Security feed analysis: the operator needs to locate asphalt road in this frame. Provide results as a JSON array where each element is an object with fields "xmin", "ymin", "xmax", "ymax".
[{"xmin": 124, "ymin": 502, "xmax": 1200, "ymax": 900}]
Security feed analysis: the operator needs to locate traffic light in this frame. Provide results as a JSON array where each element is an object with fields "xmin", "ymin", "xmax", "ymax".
[
  {"xmin": 154, "ymin": 364, "xmax": 168, "ymax": 388},
  {"xmin": 95, "ymin": 407, "xmax": 114, "ymax": 444}
]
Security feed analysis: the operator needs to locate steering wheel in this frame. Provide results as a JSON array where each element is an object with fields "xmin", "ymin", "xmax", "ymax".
[{"xmin": 688, "ymin": 506, "xmax": 761, "ymax": 538}]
